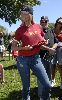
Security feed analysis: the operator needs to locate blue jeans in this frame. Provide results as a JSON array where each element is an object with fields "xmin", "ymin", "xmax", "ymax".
[
  {"xmin": 38, "ymin": 57, "xmax": 52, "ymax": 100},
  {"xmin": 16, "ymin": 54, "xmax": 51, "ymax": 100}
]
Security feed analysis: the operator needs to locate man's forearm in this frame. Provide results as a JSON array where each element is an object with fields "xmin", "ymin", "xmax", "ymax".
[{"xmin": 41, "ymin": 45, "xmax": 50, "ymax": 51}]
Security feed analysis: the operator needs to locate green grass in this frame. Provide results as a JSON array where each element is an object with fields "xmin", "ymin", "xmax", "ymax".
[{"xmin": 0, "ymin": 56, "xmax": 61, "ymax": 100}]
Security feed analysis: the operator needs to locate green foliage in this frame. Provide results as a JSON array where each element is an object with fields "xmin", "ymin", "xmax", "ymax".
[
  {"xmin": 0, "ymin": 0, "xmax": 41, "ymax": 25},
  {"xmin": 0, "ymin": 25, "xmax": 9, "ymax": 48},
  {"xmin": 48, "ymin": 23, "xmax": 55, "ymax": 29},
  {"xmin": 0, "ymin": 25, "xmax": 8, "ymax": 34}
]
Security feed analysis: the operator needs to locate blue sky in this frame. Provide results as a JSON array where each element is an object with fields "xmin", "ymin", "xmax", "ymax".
[{"xmin": 0, "ymin": 0, "xmax": 62, "ymax": 33}]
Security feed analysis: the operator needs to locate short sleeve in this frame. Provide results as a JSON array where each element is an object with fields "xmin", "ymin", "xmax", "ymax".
[{"xmin": 15, "ymin": 27, "xmax": 21, "ymax": 41}]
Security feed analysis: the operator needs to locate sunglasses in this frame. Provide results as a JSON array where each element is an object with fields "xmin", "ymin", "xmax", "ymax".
[
  {"xmin": 21, "ymin": 11, "xmax": 29, "ymax": 14},
  {"xmin": 41, "ymin": 21, "xmax": 48, "ymax": 23}
]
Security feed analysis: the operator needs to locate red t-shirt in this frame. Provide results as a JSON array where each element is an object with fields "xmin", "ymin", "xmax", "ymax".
[{"xmin": 15, "ymin": 23, "xmax": 45, "ymax": 56}]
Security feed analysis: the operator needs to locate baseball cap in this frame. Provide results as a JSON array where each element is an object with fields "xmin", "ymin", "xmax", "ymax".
[
  {"xmin": 40, "ymin": 16, "xmax": 49, "ymax": 23},
  {"xmin": 21, "ymin": 5, "xmax": 33, "ymax": 15}
]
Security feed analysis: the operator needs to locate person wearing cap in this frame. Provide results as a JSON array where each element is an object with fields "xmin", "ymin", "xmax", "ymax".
[
  {"xmin": 11, "ymin": 5, "xmax": 55, "ymax": 100},
  {"xmin": 51, "ymin": 17, "xmax": 62, "ymax": 92},
  {"xmin": 37, "ymin": 16, "xmax": 55, "ymax": 100}
]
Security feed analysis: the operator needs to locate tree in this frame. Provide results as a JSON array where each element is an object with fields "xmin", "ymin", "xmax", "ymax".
[
  {"xmin": 0, "ymin": 0, "xmax": 41, "ymax": 25},
  {"xmin": 0, "ymin": 25, "xmax": 8, "ymax": 48},
  {"xmin": 48, "ymin": 23, "xmax": 55, "ymax": 29},
  {"xmin": 0, "ymin": 25, "xmax": 8, "ymax": 34}
]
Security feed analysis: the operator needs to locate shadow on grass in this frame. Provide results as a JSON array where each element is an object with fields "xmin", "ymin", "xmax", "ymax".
[
  {"xmin": 2, "ymin": 87, "xmax": 38, "ymax": 100},
  {"xmin": 2, "ymin": 87, "xmax": 62, "ymax": 100},
  {"xmin": 4, "ymin": 65, "xmax": 17, "ymax": 70},
  {"xmin": 0, "ymin": 59, "xmax": 6, "ymax": 62},
  {"xmin": 51, "ymin": 86, "xmax": 62, "ymax": 98}
]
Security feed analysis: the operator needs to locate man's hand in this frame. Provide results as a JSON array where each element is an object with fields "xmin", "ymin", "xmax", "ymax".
[{"xmin": 49, "ymin": 48, "xmax": 56, "ymax": 55}]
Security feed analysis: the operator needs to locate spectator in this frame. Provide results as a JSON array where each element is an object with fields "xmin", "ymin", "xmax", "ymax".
[
  {"xmin": 0, "ymin": 32, "xmax": 5, "ymax": 58},
  {"xmin": 12, "ymin": 5, "xmax": 55, "ymax": 100},
  {"xmin": 38, "ymin": 16, "xmax": 55, "ymax": 100},
  {"xmin": 52, "ymin": 17, "xmax": 62, "ymax": 89}
]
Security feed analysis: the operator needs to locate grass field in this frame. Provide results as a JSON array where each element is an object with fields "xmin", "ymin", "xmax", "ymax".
[{"xmin": 0, "ymin": 56, "xmax": 62, "ymax": 100}]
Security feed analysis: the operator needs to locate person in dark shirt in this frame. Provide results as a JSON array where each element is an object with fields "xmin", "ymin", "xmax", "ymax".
[{"xmin": 38, "ymin": 16, "xmax": 55, "ymax": 100}]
